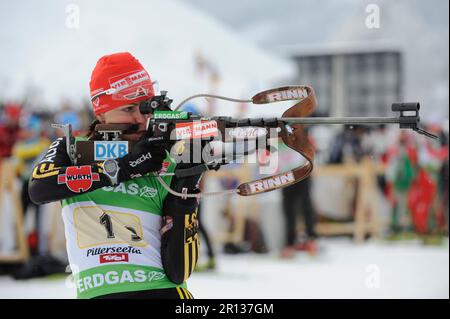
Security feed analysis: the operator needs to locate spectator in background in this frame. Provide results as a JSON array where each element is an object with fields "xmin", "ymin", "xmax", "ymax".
[
  {"xmin": 327, "ymin": 125, "xmax": 368, "ymax": 221},
  {"xmin": 281, "ymin": 176, "xmax": 317, "ymax": 258},
  {"xmin": 0, "ymin": 103, "xmax": 22, "ymax": 159},
  {"xmin": 11, "ymin": 112, "xmax": 67, "ymax": 279},
  {"xmin": 386, "ymin": 132, "xmax": 417, "ymax": 235},
  {"xmin": 439, "ymin": 158, "xmax": 449, "ymax": 232},
  {"xmin": 328, "ymin": 125, "xmax": 366, "ymax": 164},
  {"xmin": 278, "ymin": 130, "xmax": 318, "ymax": 258},
  {"xmin": 411, "ymin": 124, "xmax": 449, "ymax": 238},
  {"xmin": 54, "ymin": 102, "xmax": 82, "ymax": 133},
  {"xmin": 12, "ymin": 113, "xmax": 51, "ymax": 256},
  {"xmin": 437, "ymin": 123, "xmax": 449, "ymax": 232}
]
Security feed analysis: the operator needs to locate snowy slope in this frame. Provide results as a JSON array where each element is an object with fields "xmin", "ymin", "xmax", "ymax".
[
  {"xmin": 0, "ymin": 0, "xmax": 295, "ymax": 116},
  {"xmin": 0, "ymin": 238, "xmax": 447, "ymax": 299}
]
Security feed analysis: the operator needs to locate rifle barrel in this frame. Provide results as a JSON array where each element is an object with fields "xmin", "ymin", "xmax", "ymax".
[{"xmin": 279, "ymin": 117, "xmax": 399, "ymax": 125}]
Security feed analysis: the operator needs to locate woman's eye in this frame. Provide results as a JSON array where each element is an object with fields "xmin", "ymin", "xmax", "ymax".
[{"xmin": 123, "ymin": 107, "xmax": 134, "ymax": 113}]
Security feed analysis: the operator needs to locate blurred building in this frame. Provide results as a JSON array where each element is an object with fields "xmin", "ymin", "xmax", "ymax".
[{"xmin": 283, "ymin": 45, "xmax": 403, "ymax": 117}]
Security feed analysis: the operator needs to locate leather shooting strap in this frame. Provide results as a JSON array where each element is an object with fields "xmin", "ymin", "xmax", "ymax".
[{"xmin": 237, "ymin": 85, "xmax": 316, "ymax": 196}]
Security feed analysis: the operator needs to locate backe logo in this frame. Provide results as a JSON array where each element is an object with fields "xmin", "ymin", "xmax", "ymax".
[
  {"xmin": 129, "ymin": 152, "xmax": 152, "ymax": 167},
  {"xmin": 58, "ymin": 166, "xmax": 100, "ymax": 193}
]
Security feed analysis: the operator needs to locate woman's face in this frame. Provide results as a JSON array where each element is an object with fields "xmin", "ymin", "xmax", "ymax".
[{"xmin": 97, "ymin": 103, "xmax": 150, "ymax": 141}]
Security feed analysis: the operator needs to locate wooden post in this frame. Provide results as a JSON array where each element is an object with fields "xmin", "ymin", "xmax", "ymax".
[
  {"xmin": 0, "ymin": 160, "xmax": 29, "ymax": 263},
  {"xmin": 205, "ymin": 163, "xmax": 253, "ymax": 245},
  {"xmin": 313, "ymin": 157, "xmax": 384, "ymax": 243},
  {"xmin": 205, "ymin": 157, "xmax": 385, "ymax": 244},
  {"xmin": 47, "ymin": 201, "xmax": 66, "ymax": 255},
  {"xmin": 353, "ymin": 158, "xmax": 370, "ymax": 243},
  {"xmin": 369, "ymin": 161, "xmax": 384, "ymax": 240}
]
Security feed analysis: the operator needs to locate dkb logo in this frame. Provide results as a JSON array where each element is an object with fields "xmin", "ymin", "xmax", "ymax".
[{"xmin": 94, "ymin": 141, "xmax": 129, "ymax": 160}]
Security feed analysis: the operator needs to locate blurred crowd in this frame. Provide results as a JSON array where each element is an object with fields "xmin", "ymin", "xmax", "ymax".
[
  {"xmin": 314, "ymin": 123, "xmax": 449, "ymax": 240},
  {"xmin": 0, "ymin": 100, "xmax": 94, "ymax": 278}
]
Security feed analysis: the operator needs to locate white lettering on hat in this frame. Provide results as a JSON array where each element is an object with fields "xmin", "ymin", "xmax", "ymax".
[{"xmin": 110, "ymin": 70, "xmax": 150, "ymax": 93}]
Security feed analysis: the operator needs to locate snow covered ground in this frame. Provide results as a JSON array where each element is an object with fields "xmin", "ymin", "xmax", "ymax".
[{"xmin": 0, "ymin": 238, "xmax": 448, "ymax": 299}]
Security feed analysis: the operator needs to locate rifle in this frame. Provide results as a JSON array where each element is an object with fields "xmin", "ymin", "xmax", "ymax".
[{"xmin": 54, "ymin": 85, "xmax": 437, "ymax": 199}]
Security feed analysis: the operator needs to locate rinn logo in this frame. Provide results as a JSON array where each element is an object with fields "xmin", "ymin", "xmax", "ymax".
[{"xmin": 266, "ymin": 88, "xmax": 308, "ymax": 102}]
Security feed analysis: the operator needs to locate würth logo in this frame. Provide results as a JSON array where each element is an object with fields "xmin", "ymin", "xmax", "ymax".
[
  {"xmin": 99, "ymin": 253, "xmax": 129, "ymax": 264},
  {"xmin": 58, "ymin": 166, "xmax": 100, "ymax": 193}
]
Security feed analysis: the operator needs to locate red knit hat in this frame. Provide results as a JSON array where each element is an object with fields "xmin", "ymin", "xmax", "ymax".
[{"xmin": 89, "ymin": 52, "xmax": 155, "ymax": 115}]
